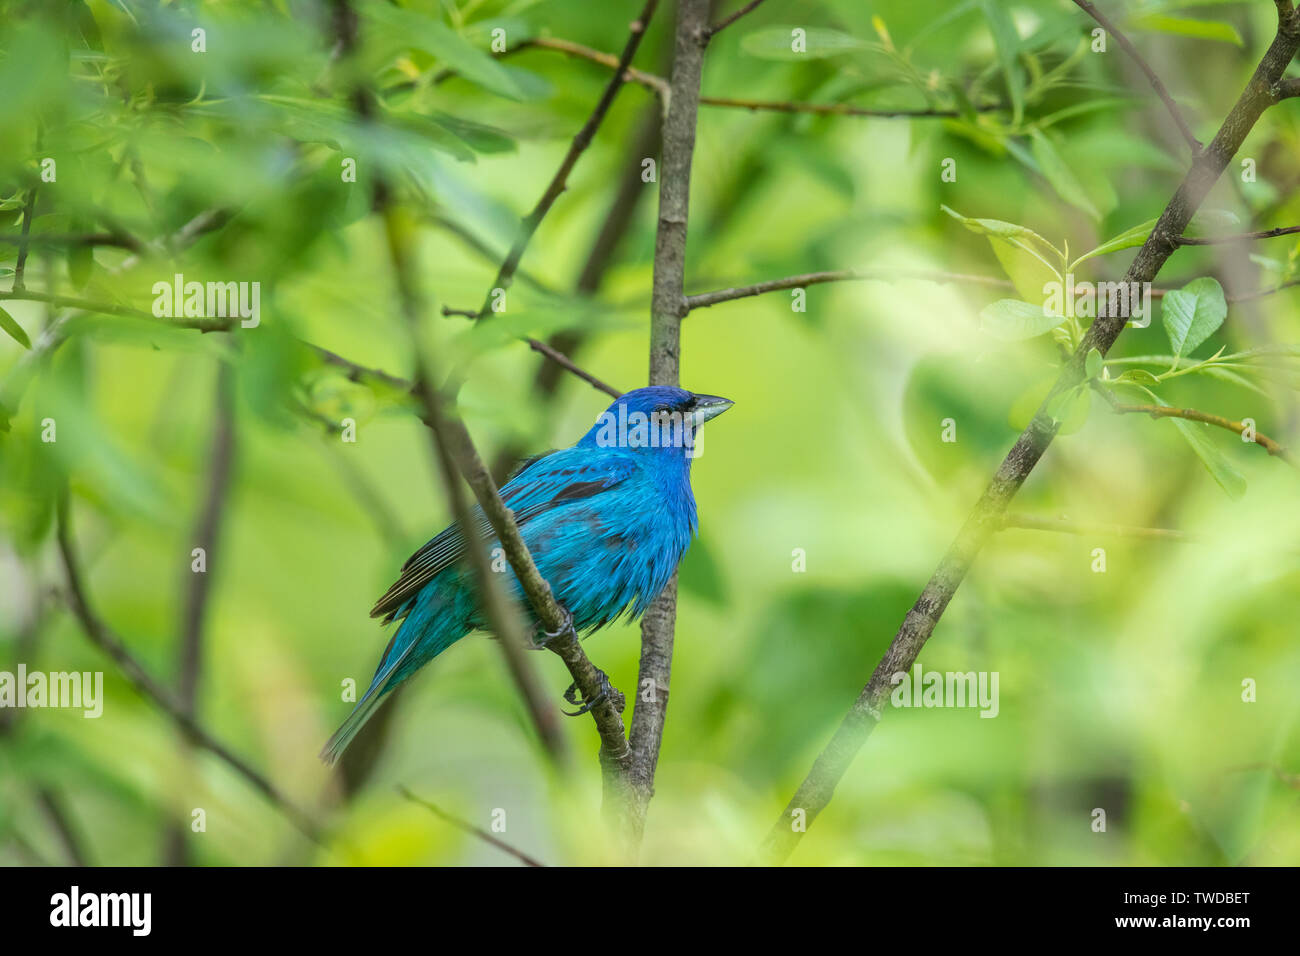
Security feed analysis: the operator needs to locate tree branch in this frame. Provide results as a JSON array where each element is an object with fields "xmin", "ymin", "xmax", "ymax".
[
  {"xmin": 1110, "ymin": 401, "xmax": 1294, "ymax": 463},
  {"xmin": 12, "ymin": 186, "xmax": 37, "ymax": 292},
  {"xmin": 324, "ymin": 0, "xmax": 573, "ymax": 769},
  {"xmin": 707, "ymin": 0, "xmax": 769, "ymax": 39},
  {"xmin": 998, "ymin": 512, "xmax": 1201, "ymax": 543},
  {"xmin": 163, "ymin": 363, "xmax": 237, "ymax": 866},
  {"xmin": 623, "ymin": 0, "xmax": 711, "ymax": 854},
  {"xmin": 55, "ymin": 492, "xmax": 321, "ymax": 844},
  {"xmin": 469, "ymin": 0, "xmax": 660, "ymax": 319},
  {"xmin": 499, "ymin": 37, "xmax": 1001, "ymax": 118},
  {"xmin": 760, "ymin": 6, "xmax": 1300, "ymax": 864},
  {"xmin": 684, "ymin": 268, "xmax": 1015, "ymax": 310},
  {"xmin": 397, "ymin": 785, "xmax": 546, "ymax": 866},
  {"xmin": 1175, "ymin": 224, "xmax": 1300, "ymax": 245},
  {"xmin": 1071, "ymin": 0, "xmax": 1201, "ymax": 152}
]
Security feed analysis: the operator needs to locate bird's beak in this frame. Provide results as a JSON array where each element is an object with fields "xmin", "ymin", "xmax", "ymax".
[{"xmin": 690, "ymin": 393, "xmax": 734, "ymax": 422}]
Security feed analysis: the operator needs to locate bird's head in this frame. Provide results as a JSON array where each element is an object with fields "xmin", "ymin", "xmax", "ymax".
[{"xmin": 578, "ymin": 386, "xmax": 734, "ymax": 459}]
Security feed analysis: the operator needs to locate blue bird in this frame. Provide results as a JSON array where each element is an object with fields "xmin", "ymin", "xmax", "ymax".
[{"xmin": 321, "ymin": 386, "xmax": 733, "ymax": 764}]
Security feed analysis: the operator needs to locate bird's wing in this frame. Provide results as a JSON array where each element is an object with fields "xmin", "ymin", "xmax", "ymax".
[{"xmin": 369, "ymin": 450, "xmax": 638, "ymax": 622}]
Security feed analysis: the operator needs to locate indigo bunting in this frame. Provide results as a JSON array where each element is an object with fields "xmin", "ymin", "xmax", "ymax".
[{"xmin": 322, "ymin": 386, "xmax": 733, "ymax": 763}]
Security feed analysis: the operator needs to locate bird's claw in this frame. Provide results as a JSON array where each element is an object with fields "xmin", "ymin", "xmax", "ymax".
[
  {"xmin": 529, "ymin": 605, "xmax": 575, "ymax": 650},
  {"xmin": 562, "ymin": 668, "xmax": 622, "ymax": 716}
]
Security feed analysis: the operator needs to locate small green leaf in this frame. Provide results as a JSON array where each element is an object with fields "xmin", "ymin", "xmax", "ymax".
[
  {"xmin": 1085, "ymin": 348, "xmax": 1103, "ymax": 379},
  {"xmin": 1170, "ymin": 416, "xmax": 1247, "ymax": 498},
  {"xmin": 1030, "ymin": 130, "xmax": 1100, "ymax": 220},
  {"xmin": 941, "ymin": 205, "xmax": 1063, "ymax": 271},
  {"xmin": 979, "ymin": 298, "xmax": 1068, "ymax": 341},
  {"xmin": 0, "ymin": 306, "xmax": 32, "ymax": 349},
  {"xmin": 1162, "ymin": 276, "xmax": 1226, "ymax": 362},
  {"xmin": 1114, "ymin": 368, "xmax": 1161, "ymax": 386},
  {"xmin": 67, "ymin": 245, "xmax": 94, "ymax": 289},
  {"xmin": 980, "ymin": 0, "xmax": 1024, "ymax": 123},
  {"xmin": 740, "ymin": 26, "xmax": 870, "ymax": 61},
  {"xmin": 1069, "ymin": 219, "xmax": 1157, "ymax": 270},
  {"xmin": 1129, "ymin": 13, "xmax": 1243, "ymax": 47},
  {"xmin": 1010, "ymin": 378, "xmax": 1090, "ymax": 434},
  {"xmin": 362, "ymin": 2, "xmax": 525, "ymax": 101}
]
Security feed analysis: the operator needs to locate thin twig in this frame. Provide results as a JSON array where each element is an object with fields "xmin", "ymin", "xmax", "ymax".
[
  {"xmin": 164, "ymin": 363, "xmax": 237, "ymax": 866},
  {"xmin": 684, "ymin": 268, "xmax": 1015, "ymax": 310},
  {"xmin": 526, "ymin": 337, "xmax": 621, "ymax": 397},
  {"xmin": 331, "ymin": 0, "xmax": 571, "ymax": 769},
  {"xmin": 470, "ymin": 1, "xmax": 660, "ymax": 319},
  {"xmin": 397, "ymin": 785, "xmax": 546, "ymax": 866},
  {"xmin": 1175, "ymin": 224, "xmax": 1300, "ymax": 245},
  {"xmin": 1071, "ymin": 0, "xmax": 1201, "ymax": 152},
  {"xmin": 707, "ymin": 0, "xmax": 770, "ymax": 38},
  {"xmin": 0, "ymin": 232, "xmax": 139, "ymax": 249},
  {"xmin": 761, "ymin": 2, "xmax": 1300, "ymax": 864},
  {"xmin": 1111, "ymin": 402, "xmax": 1294, "ymax": 464},
  {"xmin": 35, "ymin": 788, "xmax": 89, "ymax": 866},
  {"xmin": 498, "ymin": 37, "xmax": 1001, "ymax": 118},
  {"xmin": 12, "ymin": 187, "xmax": 38, "ymax": 292},
  {"xmin": 998, "ymin": 512, "xmax": 1201, "ymax": 543},
  {"xmin": 54, "ymin": 492, "xmax": 322, "ymax": 844}
]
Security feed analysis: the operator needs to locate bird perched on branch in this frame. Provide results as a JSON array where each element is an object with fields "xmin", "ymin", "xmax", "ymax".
[{"xmin": 321, "ymin": 386, "xmax": 733, "ymax": 764}]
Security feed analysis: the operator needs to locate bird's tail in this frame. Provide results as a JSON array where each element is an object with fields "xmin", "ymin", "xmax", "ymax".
[
  {"xmin": 319, "ymin": 673, "xmax": 395, "ymax": 766},
  {"xmin": 320, "ymin": 596, "xmax": 467, "ymax": 766}
]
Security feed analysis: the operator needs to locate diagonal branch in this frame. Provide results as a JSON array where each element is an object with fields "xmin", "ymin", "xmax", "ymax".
[
  {"xmin": 55, "ymin": 492, "xmax": 322, "ymax": 844},
  {"xmin": 1071, "ymin": 0, "xmax": 1201, "ymax": 152},
  {"xmin": 469, "ymin": 0, "xmax": 660, "ymax": 319},
  {"xmin": 398, "ymin": 785, "xmax": 546, "ymax": 866},
  {"xmin": 707, "ymin": 0, "xmax": 769, "ymax": 39},
  {"xmin": 384, "ymin": 202, "xmax": 635, "ymax": 777},
  {"xmin": 761, "ymin": 2, "xmax": 1300, "ymax": 864},
  {"xmin": 163, "ymin": 362, "xmax": 237, "ymax": 866}
]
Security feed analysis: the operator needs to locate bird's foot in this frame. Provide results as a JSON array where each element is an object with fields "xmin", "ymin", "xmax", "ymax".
[
  {"xmin": 562, "ymin": 668, "xmax": 623, "ymax": 716},
  {"xmin": 528, "ymin": 605, "xmax": 575, "ymax": 650}
]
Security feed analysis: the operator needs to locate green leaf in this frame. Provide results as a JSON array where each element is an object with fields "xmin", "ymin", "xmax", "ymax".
[
  {"xmin": 1085, "ymin": 347, "xmax": 1103, "ymax": 379},
  {"xmin": 990, "ymin": 237, "xmax": 1058, "ymax": 305},
  {"xmin": 979, "ymin": 298, "xmax": 1068, "ymax": 340},
  {"xmin": 1128, "ymin": 13, "xmax": 1243, "ymax": 46},
  {"xmin": 1162, "ymin": 276, "xmax": 1226, "ymax": 362},
  {"xmin": 0, "ymin": 306, "xmax": 31, "ymax": 349},
  {"xmin": 941, "ymin": 205, "xmax": 1063, "ymax": 271},
  {"xmin": 362, "ymin": 2, "xmax": 525, "ymax": 101},
  {"xmin": 429, "ymin": 112, "xmax": 515, "ymax": 154},
  {"xmin": 1114, "ymin": 369, "xmax": 1161, "ymax": 386},
  {"xmin": 1029, "ymin": 130, "xmax": 1100, "ymax": 220},
  {"xmin": 740, "ymin": 26, "xmax": 870, "ymax": 61},
  {"xmin": 1185, "ymin": 208, "xmax": 1241, "ymax": 236},
  {"xmin": 980, "ymin": 0, "xmax": 1024, "ymax": 122},
  {"xmin": 1069, "ymin": 218, "xmax": 1157, "ymax": 270},
  {"xmin": 67, "ymin": 245, "xmax": 94, "ymax": 289},
  {"xmin": 1170, "ymin": 416, "xmax": 1247, "ymax": 498}
]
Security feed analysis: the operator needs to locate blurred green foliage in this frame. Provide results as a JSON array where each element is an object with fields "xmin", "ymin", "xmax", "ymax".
[{"xmin": 1, "ymin": 0, "xmax": 1299, "ymax": 866}]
